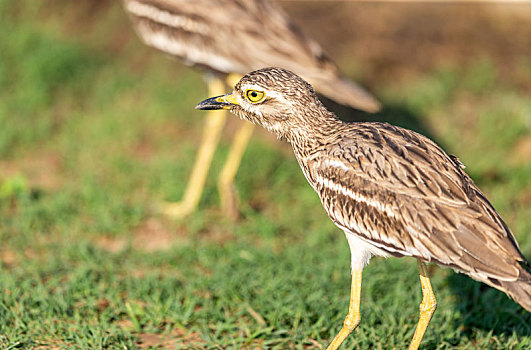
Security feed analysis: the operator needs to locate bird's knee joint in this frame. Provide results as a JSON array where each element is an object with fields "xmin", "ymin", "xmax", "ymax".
[
  {"xmin": 343, "ymin": 313, "xmax": 361, "ymax": 331},
  {"xmin": 420, "ymin": 299, "xmax": 437, "ymax": 313}
]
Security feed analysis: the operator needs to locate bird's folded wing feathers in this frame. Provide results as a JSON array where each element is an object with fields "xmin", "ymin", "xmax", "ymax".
[
  {"xmin": 124, "ymin": 0, "xmax": 332, "ymax": 71},
  {"xmin": 309, "ymin": 124, "xmax": 525, "ymax": 281}
]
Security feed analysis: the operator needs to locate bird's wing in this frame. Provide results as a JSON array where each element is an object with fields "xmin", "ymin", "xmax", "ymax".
[
  {"xmin": 123, "ymin": 0, "xmax": 380, "ymax": 112},
  {"xmin": 308, "ymin": 123, "xmax": 525, "ymax": 282}
]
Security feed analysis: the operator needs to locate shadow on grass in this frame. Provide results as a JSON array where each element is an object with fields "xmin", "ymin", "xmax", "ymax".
[{"xmin": 447, "ymin": 272, "xmax": 531, "ymax": 339}]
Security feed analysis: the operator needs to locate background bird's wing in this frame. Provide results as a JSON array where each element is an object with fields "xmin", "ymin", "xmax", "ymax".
[
  {"xmin": 309, "ymin": 123, "xmax": 526, "ymax": 282},
  {"xmin": 123, "ymin": 0, "xmax": 380, "ymax": 112}
]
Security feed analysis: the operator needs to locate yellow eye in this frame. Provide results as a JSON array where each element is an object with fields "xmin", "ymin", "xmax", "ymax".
[{"xmin": 245, "ymin": 89, "xmax": 266, "ymax": 103}]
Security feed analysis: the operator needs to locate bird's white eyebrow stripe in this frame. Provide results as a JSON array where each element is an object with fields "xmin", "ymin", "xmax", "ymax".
[
  {"xmin": 241, "ymin": 84, "xmax": 266, "ymax": 92},
  {"xmin": 262, "ymin": 91, "xmax": 285, "ymax": 100}
]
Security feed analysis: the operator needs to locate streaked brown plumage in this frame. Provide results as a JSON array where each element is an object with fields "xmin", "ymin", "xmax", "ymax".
[
  {"xmin": 196, "ymin": 67, "xmax": 531, "ymax": 349},
  {"xmin": 123, "ymin": 0, "xmax": 380, "ymax": 110}
]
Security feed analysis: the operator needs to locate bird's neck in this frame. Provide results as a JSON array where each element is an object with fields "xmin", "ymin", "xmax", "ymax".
[{"xmin": 287, "ymin": 107, "xmax": 343, "ymax": 155}]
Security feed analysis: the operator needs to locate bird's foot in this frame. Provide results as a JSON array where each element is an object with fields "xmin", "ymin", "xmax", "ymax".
[{"xmin": 158, "ymin": 200, "xmax": 197, "ymax": 219}]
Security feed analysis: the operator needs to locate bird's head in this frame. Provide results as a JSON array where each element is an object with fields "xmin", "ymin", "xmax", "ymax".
[{"xmin": 196, "ymin": 67, "xmax": 329, "ymax": 141}]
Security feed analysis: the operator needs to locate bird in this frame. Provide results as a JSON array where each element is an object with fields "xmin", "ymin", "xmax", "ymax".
[
  {"xmin": 195, "ymin": 67, "xmax": 531, "ymax": 349},
  {"xmin": 122, "ymin": 0, "xmax": 380, "ymax": 219}
]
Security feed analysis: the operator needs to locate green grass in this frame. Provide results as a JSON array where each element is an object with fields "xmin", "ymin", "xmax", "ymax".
[{"xmin": 1, "ymin": 1, "xmax": 530, "ymax": 349}]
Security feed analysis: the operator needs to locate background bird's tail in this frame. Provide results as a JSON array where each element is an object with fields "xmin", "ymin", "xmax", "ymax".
[
  {"xmin": 308, "ymin": 73, "xmax": 381, "ymax": 113},
  {"xmin": 487, "ymin": 266, "xmax": 531, "ymax": 312}
]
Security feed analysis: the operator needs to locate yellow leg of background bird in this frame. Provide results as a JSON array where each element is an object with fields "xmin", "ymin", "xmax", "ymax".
[
  {"xmin": 327, "ymin": 269, "xmax": 362, "ymax": 350},
  {"xmin": 217, "ymin": 121, "xmax": 254, "ymax": 219},
  {"xmin": 162, "ymin": 78, "xmax": 227, "ymax": 218},
  {"xmin": 215, "ymin": 73, "xmax": 252, "ymax": 219},
  {"xmin": 409, "ymin": 260, "xmax": 437, "ymax": 350},
  {"xmin": 225, "ymin": 73, "xmax": 242, "ymax": 89}
]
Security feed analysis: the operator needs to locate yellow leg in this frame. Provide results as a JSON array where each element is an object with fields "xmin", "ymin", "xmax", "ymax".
[
  {"xmin": 327, "ymin": 269, "xmax": 362, "ymax": 350},
  {"xmin": 217, "ymin": 121, "xmax": 254, "ymax": 219},
  {"xmin": 162, "ymin": 78, "xmax": 227, "ymax": 218},
  {"xmin": 409, "ymin": 260, "xmax": 437, "ymax": 350}
]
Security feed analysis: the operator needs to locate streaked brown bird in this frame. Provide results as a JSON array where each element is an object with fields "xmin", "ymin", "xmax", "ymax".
[
  {"xmin": 196, "ymin": 67, "xmax": 531, "ymax": 349},
  {"xmin": 123, "ymin": 0, "xmax": 380, "ymax": 219}
]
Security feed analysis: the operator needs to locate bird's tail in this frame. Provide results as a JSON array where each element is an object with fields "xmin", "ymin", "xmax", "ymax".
[
  {"xmin": 487, "ymin": 266, "xmax": 531, "ymax": 312},
  {"xmin": 309, "ymin": 73, "xmax": 381, "ymax": 113}
]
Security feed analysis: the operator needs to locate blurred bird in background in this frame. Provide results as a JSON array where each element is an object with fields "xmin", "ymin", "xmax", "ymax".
[{"xmin": 123, "ymin": 0, "xmax": 380, "ymax": 219}]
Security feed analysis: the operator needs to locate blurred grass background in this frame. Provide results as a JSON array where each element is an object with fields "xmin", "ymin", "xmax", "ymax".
[{"xmin": 0, "ymin": 0, "xmax": 530, "ymax": 349}]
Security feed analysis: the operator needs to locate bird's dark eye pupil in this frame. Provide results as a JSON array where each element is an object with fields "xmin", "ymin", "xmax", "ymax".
[{"xmin": 251, "ymin": 91, "xmax": 257, "ymax": 97}]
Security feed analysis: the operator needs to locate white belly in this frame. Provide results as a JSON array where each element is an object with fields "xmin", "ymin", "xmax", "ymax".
[{"xmin": 344, "ymin": 230, "xmax": 392, "ymax": 271}]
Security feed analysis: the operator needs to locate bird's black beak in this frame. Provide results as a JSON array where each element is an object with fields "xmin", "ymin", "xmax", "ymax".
[{"xmin": 195, "ymin": 93, "xmax": 239, "ymax": 110}]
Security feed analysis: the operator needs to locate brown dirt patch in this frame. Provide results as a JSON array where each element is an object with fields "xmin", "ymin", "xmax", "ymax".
[
  {"xmin": 94, "ymin": 218, "xmax": 189, "ymax": 253},
  {"xmin": 132, "ymin": 218, "xmax": 182, "ymax": 252},
  {"xmin": 0, "ymin": 249, "xmax": 18, "ymax": 267},
  {"xmin": 33, "ymin": 339, "xmax": 72, "ymax": 350},
  {"xmin": 135, "ymin": 328, "xmax": 204, "ymax": 349},
  {"xmin": 0, "ymin": 152, "xmax": 64, "ymax": 191},
  {"xmin": 94, "ymin": 235, "xmax": 128, "ymax": 253},
  {"xmin": 93, "ymin": 215, "xmax": 237, "ymax": 254},
  {"xmin": 115, "ymin": 319, "xmax": 135, "ymax": 330},
  {"xmin": 0, "ymin": 248, "xmax": 42, "ymax": 268}
]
